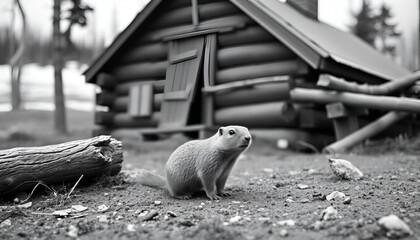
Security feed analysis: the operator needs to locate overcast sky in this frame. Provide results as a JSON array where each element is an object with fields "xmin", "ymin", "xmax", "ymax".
[{"xmin": 0, "ymin": 0, "xmax": 418, "ymax": 68}]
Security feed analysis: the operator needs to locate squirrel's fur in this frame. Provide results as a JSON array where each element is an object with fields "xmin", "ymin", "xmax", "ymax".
[{"xmin": 137, "ymin": 126, "xmax": 252, "ymax": 200}]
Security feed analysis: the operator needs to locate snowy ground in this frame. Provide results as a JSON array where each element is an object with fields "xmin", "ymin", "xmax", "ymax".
[{"xmin": 0, "ymin": 62, "xmax": 95, "ymax": 112}]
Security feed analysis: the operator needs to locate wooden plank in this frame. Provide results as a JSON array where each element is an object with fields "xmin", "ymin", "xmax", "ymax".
[
  {"xmin": 96, "ymin": 90, "xmax": 116, "ymax": 106},
  {"xmin": 326, "ymin": 102, "xmax": 368, "ymax": 119},
  {"xmin": 326, "ymin": 102, "xmax": 368, "ymax": 140},
  {"xmin": 119, "ymin": 42, "xmax": 168, "ymax": 63},
  {"xmin": 204, "ymin": 76, "xmax": 290, "ymax": 94},
  {"xmin": 114, "ymin": 93, "xmax": 163, "ymax": 112},
  {"xmin": 170, "ymin": 49, "xmax": 198, "ymax": 64},
  {"xmin": 203, "ymin": 34, "xmax": 217, "ymax": 127}
]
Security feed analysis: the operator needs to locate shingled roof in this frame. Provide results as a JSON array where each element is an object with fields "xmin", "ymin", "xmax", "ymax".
[{"xmin": 84, "ymin": 0, "xmax": 410, "ymax": 83}]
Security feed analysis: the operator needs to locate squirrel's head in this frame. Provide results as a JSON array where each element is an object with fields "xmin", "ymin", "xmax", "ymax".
[{"xmin": 216, "ymin": 126, "xmax": 252, "ymax": 152}]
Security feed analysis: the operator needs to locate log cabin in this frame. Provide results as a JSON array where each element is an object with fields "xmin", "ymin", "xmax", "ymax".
[{"xmin": 84, "ymin": 0, "xmax": 414, "ymax": 150}]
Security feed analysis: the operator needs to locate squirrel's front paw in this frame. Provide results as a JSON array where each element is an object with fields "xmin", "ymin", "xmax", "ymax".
[{"xmin": 218, "ymin": 191, "xmax": 231, "ymax": 197}]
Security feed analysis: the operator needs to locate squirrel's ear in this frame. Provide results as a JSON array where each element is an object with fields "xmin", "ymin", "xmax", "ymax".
[{"xmin": 218, "ymin": 128, "xmax": 223, "ymax": 136}]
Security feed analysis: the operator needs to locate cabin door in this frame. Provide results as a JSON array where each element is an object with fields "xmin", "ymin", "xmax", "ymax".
[{"xmin": 159, "ymin": 36, "xmax": 205, "ymax": 129}]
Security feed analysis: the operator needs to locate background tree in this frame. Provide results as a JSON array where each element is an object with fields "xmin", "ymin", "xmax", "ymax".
[
  {"xmin": 52, "ymin": 0, "xmax": 93, "ymax": 134},
  {"xmin": 350, "ymin": 0, "xmax": 377, "ymax": 46},
  {"xmin": 376, "ymin": 3, "xmax": 401, "ymax": 57},
  {"xmin": 9, "ymin": 0, "xmax": 26, "ymax": 110}
]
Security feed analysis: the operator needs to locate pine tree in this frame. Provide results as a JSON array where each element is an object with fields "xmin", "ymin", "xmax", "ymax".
[
  {"xmin": 350, "ymin": 0, "xmax": 377, "ymax": 46},
  {"xmin": 376, "ymin": 3, "xmax": 401, "ymax": 57}
]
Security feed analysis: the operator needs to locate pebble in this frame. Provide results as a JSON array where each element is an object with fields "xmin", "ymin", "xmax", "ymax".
[
  {"xmin": 126, "ymin": 224, "xmax": 136, "ymax": 232},
  {"xmin": 231, "ymin": 201, "xmax": 241, "ymax": 204},
  {"xmin": 167, "ymin": 211, "xmax": 177, "ymax": 218},
  {"xmin": 142, "ymin": 210, "xmax": 158, "ymax": 221},
  {"xmin": 285, "ymin": 198, "xmax": 294, "ymax": 203},
  {"xmin": 0, "ymin": 219, "xmax": 11, "ymax": 228},
  {"xmin": 229, "ymin": 216, "xmax": 242, "ymax": 224},
  {"xmin": 178, "ymin": 219, "xmax": 194, "ymax": 227},
  {"xmin": 300, "ymin": 198, "xmax": 310, "ymax": 203},
  {"xmin": 97, "ymin": 204, "xmax": 109, "ymax": 213},
  {"xmin": 326, "ymin": 191, "xmax": 346, "ymax": 201},
  {"xmin": 154, "ymin": 201, "xmax": 162, "ymax": 206},
  {"xmin": 67, "ymin": 225, "xmax": 78, "ymax": 238},
  {"xmin": 279, "ymin": 229, "xmax": 288, "ymax": 237},
  {"xmin": 321, "ymin": 206, "xmax": 338, "ymax": 221},
  {"xmin": 97, "ymin": 215, "xmax": 108, "ymax": 222},
  {"xmin": 343, "ymin": 197, "xmax": 351, "ymax": 204},
  {"xmin": 297, "ymin": 184, "xmax": 309, "ymax": 190},
  {"xmin": 377, "ymin": 214, "xmax": 413, "ymax": 238},
  {"xmin": 277, "ymin": 219, "xmax": 296, "ymax": 227},
  {"xmin": 329, "ymin": 158, "xmax": 363, "ymax": 180}
]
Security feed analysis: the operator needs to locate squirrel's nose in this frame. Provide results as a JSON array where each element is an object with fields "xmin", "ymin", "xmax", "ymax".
[{"xmin": 244, "ymin": 136, "xmax": 251, "ymax": 142}]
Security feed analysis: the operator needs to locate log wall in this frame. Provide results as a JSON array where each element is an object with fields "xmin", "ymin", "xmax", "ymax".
[{"xmin": 92, "ymin": 0, "xmax": 325, "ymax": 136}]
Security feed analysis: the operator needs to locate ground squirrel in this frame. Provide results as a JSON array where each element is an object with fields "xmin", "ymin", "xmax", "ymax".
[{"xmin": 137, "ymin": 126, "xmax": 252, "ymax": 200}]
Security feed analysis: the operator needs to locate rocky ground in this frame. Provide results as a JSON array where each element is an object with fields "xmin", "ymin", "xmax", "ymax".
[{"xmin": 0, "ymin": 135, "xmax": 419, "ymax": 240}]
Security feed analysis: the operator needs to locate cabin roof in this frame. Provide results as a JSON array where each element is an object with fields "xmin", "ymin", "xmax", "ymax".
[{"xmin": 84, "ymin": 0, "xmax": 410, "ymax": 83}]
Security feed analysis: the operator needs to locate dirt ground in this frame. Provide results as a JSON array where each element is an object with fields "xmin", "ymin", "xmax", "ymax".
[{"xmin": 1, "ymin": 132, "xmax": 419, "ymax": 240}]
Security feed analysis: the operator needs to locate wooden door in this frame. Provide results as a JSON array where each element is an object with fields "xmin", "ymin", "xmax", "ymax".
[{"xmin": 160, "ymin": 36, "xmax": 205, "ymax": 128}]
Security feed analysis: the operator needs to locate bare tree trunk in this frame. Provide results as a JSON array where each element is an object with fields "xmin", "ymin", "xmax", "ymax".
[
  {"xmin": 10, "ymin": 0, "xmax": 26, "ymax": 111},
  {"xmin": 53, "ymin": 0, "xmax": 67, "ymax": 134}
]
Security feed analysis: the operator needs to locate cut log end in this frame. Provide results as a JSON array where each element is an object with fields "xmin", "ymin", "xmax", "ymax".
[{"xmin": 0, "ymin": 135, "xmax": 124, "ymax": 196}]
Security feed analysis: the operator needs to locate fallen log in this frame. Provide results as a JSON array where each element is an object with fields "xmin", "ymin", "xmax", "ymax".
[
  {"xmin": 290, "ymin": 88, "xmax": 420, "ymax": 113},
  {"xmin": 323, "ymin": 111, "xmax": 409, "ymax": 153},
  {"xmin": 0, "ymin": 136, "xmax": 123, "ymax": 196},
  {"xmin": 317, "ymin": 72, "xmax": 420, "ymax": 95}
]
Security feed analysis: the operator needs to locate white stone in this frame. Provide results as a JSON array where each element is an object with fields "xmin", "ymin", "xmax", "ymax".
[
  {"xmin": 329, "ymin": 158, "xmax": 363, "ymax": 180},
  {"xmin": 326, "ymin": 191, "xmax": 346, "ymax": 201},
  {"xmin": 321, "ymin": 206, "xmax": 338, "ymax": 221},
  {"xmin": 378, "ymin": 214, "xmax": 413, "ymax": 238},
  {"xmin": 277, "ymin": 219, "xmax": 296, "ymax": 226}
]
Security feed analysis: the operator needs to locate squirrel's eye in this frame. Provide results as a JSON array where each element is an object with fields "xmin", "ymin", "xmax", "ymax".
[{"xmin": 228, "ymin": 130, "xmax": 235, "ymax": 135}]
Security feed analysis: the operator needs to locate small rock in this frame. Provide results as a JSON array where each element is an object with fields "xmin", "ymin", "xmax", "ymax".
[
  {"xmin": 178, "ymin": 219, "xmax": 194, "ymax": 227},
  {"xmin": 307, "ymin": 169, "xmax": 316, "ymax": 174},
  {"xmin": 142, "ymin": 210, "xmax": 158, "ymax": 221},
  {"xmin": 321, "ymin": 206, "xmax": 338, "ymax": 221},
  {"xmin": 285, "ymin": 197, "xmax": 294, "ymax": 203},
  {"xmin": 167, "ymin": 211, "xmax": 177, "ymax": 218},
  {"xmin": 279, "ymin": 229, "xmax": 288, "ymax": 237},
  {"xmin": 343, "ymin": 197, "xmax": 351, "ymax": 204},
  {"xmin": 154, "ymin": 201, "xmax": 162, "ymax": 206},
  {"xmin": 390, "ymin": 175, "xmax": 399, "ymax": 180},
  {"xmin": 263, "ymin": 168, "xmax": 274, "ymax": 173},
  {"xmin": 53, "ymin": 208, "xmax": 72, "ymax": 217},
  {"xmin": 13, "ymin": 198, "xmax": 19, "ymax": 204},
  {"xmin": 326, "ymin": 191, "xmax": 346, "ymax": 201},
  {"xmin": 97, "ymin": 215, "xmax": 108, "ymax": 222},
  {"xmin": 259, "ymin": 217, "xmax": 272, "ymax": 224},
  {"xmin": 277, "ymin": 219, "xmax": 296, "ymax": 227},
  {"xmin": 300, "ymin": 198, "xmax": 310, "ymax": 203},
  {"xmin": 0, "ymin": 219, "xmax": 11, "ymax": 228},
  {"xmin": 297, "ymin": 184, "xmax": 309, "ymax": 190},
  {"xmin": 329, "ymin": 158, "xmax": 363, "ymax": 180},
  {"xmin": 377, "ymin": 175, "xmax": 384, "ymax": 180},
  {"xmin": 377, "ymin": 214, "xmax": 413, "ymax": 238},
  {"xmin": 231, "ymin": 201, "xmax": 241, "ymax": 204},
  {"xmin": 67, "ymin": 225, "xmax": 78, "ymax": 238},
  {"xmin": 126, "ymin": 224, "xmax": 136, "ymax": 232},
  {"xmin": 313, "ymin": 220, "xmax": 324, "ymax": 231},
  {"xmin": 229, "ymin": 216, "xmax": 242, "ymax": 224},
  {"xmin": 97, "ymin": 204, "xmax": 109, "ymax": 213}
]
